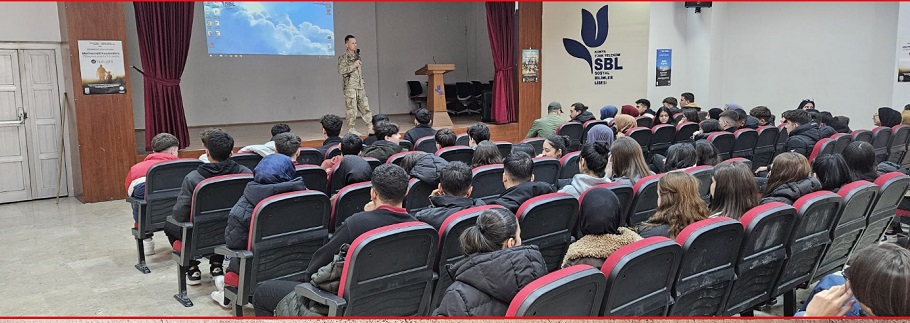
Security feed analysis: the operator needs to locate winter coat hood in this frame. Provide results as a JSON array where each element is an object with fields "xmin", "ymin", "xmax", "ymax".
[
  {"xmin": 761, "ymin": 177, "xmax": 822, "ymax": 205},
  {"xmin": 451, "ymin": 245, "xmax": 547, "ymax": 304},
  {"xmin": 576, "ymin": 186, "xmax": 623, "ymax": 235},
  {"xmin": 410, "ymin": 153, "xmax": 448, "ymax": 186},
  {"xmin": 253, "ymin": 154, "xmax": 295, "ymax": 184},
  {"xmin": 198, "ymin": 159, "xmax": 248, "ymax": 178}
]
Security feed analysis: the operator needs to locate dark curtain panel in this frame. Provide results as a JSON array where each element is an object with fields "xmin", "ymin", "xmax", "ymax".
[
  {"xmin": 486, "ymin": 2, "xmax": 516, "ymax": 124},
  {"xmin": 134, "ymin": 2, "xmax": 194, "ymax": 150}
]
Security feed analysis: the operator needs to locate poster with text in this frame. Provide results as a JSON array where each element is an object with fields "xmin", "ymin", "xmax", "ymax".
[
  {"xmin": 522, "ymin": 49, "xmax": 540, "ymax": 83},
  {"xmin": 899, "ymin": 39, "xmax": 910, "ymax": 82},
  {"xmin": 78, "ymin": 40, "xmax": 127, "ymax": 95},
  {"xmin": 656, "ymin": 49, "xmax": 671, "ymax": 86}
]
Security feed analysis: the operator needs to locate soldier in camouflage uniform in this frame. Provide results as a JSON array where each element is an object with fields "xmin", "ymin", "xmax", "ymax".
[{"xmin": 338, "ymin": 35, "xmax": 371, "ymax": 135}]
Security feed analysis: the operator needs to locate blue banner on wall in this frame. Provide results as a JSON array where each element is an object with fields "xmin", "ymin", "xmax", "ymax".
[{"xmin": 656, "ymin": 49, "xmax": 672, "ymax": 86}]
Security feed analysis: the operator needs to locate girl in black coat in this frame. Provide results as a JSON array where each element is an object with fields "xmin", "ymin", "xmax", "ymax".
[
  {"xmin": 433, "ymin": 208, "xmax": 547, "ymax": 316},
  {"xmin": 760, "ymin": 152, "xmax": 821, "ymax": 205}
]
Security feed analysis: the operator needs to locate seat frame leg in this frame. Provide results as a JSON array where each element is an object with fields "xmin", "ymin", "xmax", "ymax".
[
  {"xmin": 134, "ymin": 237, "xmax": 150, "ymax": 274},
  {"xmin": 174, "ymin": 264, "xmax": 193, "ymax": 307},
  {"xmin": 784, "ymin": 290, "xmax": 796, "ymax": 316},
  {"xmin": 233, "ymin": 302, "xmax": 243, "ymax": 317}
]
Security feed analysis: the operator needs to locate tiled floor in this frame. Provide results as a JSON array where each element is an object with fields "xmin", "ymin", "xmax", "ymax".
[{"xmin": 1, "ymin": 196, "xmax": 854, "ymax": 316}]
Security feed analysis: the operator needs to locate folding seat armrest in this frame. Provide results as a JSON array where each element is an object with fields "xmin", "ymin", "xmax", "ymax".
[
  {"xmin": 295, "ymin": 282, "xmax": 346, "ymax": 316},
  {"xmin": 165, "ymin": 216, "xmax": 193, "ymax": 230},
  {"xmin": 126, "ymin": 197, "xmax": 146, "ymax": 207},
  {"xmin": 214, "ymin": 245, "xmax": 254, "ymax": 259}
]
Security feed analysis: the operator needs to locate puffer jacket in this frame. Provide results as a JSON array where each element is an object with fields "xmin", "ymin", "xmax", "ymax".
[
  {"xmin": 415, "ymin": 195, "xmax": 485, "ymax": 230},
  {"xmin": 572, "ymin": 110, "xmax": 596, "ymax": 123},
  {"xmin": 558, "ymin": 174, "xmax": 611, "ymax": 198},
  {"xmin": 224, "ymin": 178, "xmax": 307, "ymax": 249},
  {"xmin": 784, "ymin": 123, "xmax": 822, "ymax": 158},
  {"xmin": 562, "ymin": 227, "xmax": 641, "ymax": 269},
  {"xmin": 490, "ymin": 181, "xmax": 556, "ymax": 213},
  {"xmin": 172, "ymin": 160, "xmax": 251, "ymax": 222},
  {"xmin": 818, "ymin": 125, "xmax": 837, "ymax": 139},
  {"xmin": 760, "ymin": 177, "xmax": 822, "ymax": 205},
  {"xmin": 362, "ymin": 140, "xmax": 404, "ymax": 163},
  {"xmin": 409, "ymin": 153, "xmax": 448, "ymax": 186},
  {"xmin": 433, "ymin": 245, "xmax": 547, "ymax": 316}
]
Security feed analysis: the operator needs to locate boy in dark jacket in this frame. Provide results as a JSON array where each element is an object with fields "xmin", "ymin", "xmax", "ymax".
[
  {"xmin": 490, "ymin": 152, "xmax": 555, "ymax": 213},
  {"xmin": 362, "ymin": 114, "xmax": 389, "ymax": 146},
  {"xmin": 316, "ymin": 114, "xmax": 343, "ymax": 157},
  {"xmin": 362, "ymin": 121, "xmax": 404, "ymax": 163},
  {"xmin": 214, "ymin": 153, "xmax": 306, "ymax": 308},
  {"xmin": 165, "ymin": 130, "xmax": 251, "ymax": 285},
  {"xmin": 415, "ymin": 161, "xmax": 485, "ymax": 229},
  {"xmin": 273, "ymin": 132, "xmax": 302, "ymax": 163},
  {"xmin": 404, "ymin": 108, "xmax": 436, "ymax": 144},
  {"xmin": 781, "ymin": 109, "xmax": 821, "ymax": 158},
  {"xmin": 323, "ymin": 134, "xmax": 373, "ymax": 193},
  {"xmin": 250, "ymin": 164, "xmax": 415, "ymax": 316},
  {"xmin": 569, "ymin": 102, "xmax": 596, "ymax": 123}
]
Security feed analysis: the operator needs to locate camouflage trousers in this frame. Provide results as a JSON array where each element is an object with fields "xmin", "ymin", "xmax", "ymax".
[{"xmin": 344, "ymin": 88, "xmax": 371, "ymax": 128}]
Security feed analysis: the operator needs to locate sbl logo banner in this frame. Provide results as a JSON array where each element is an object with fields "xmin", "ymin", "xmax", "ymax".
[{"xmin": 562, "ymin": 5, "xmax": 623, "ymax": 85}]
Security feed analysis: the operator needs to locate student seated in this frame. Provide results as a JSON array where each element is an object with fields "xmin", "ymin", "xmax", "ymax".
[
  {"xmin": 799, "ymin": 243, "xmax": 910, "ymax": 317},
  {"xmin": 316, "ymin": 114, "xmax": 344, "ymax": 157},
  {"xmin": 635, "ymin": 171, "xmax": 709, "ymax": 238},
  {"xmin": 843, "ymin": 142, "xmax": 881, "ymax": 182},
  {"xmin": 214, "ymin": 153, "xmax": 307, "ymax": 308},
  {"xmin": 404, "ymin": 108, "xmax": 436, "ymax": 144},
  {"xmin": 607, "ymin": 137, "xmax": 654, "ymax": 186},
  {"xmin": 197, "ymin": 127, "xmax": 222, "ymax": 163},
  {"xmin": 490, "ymin": 152, "xmax": 555, "ymax": 213},
  {"xmin": 709, "ymin": 161, "xmax": 758, "ymax": 219},
  {"xmin": 718, "ymin": 110, "xmax": 741, "ymax": 133},
  {"xmin": 165, "ymin": 130, "xmax": 252, "ymax": 285},
  {"xmin": 538, "ymin": 135, "xmax": 569, "ymax": 159},
  {"xmin": 600, "ymin": 105, "xmax": 617, "ymax": 121},
  {"xmin": 813, "ymin": 154, "xmax": 853, "ymax": 193},
  {"xmin": 435, "ymin": 128, "xmax": 457, "ymax": 150},
  {"xmin": 562, "ymin": 188, "xmax": 641, "ymax": 269},
  {"xmin": 323, "ymin": 134, "xmax": 372, "ymax": 188},
  {"xmin": 526, "ymin": 102, "xmax": 563, "ymax": 138},
  {"xmin": 273, "ymin": 132, "xmax": 302, "ymax": 162},
  {"xmin": 875, "ymin": 107, "xmax": 901, "ymax": 128},
  {"xmin": 362, "ymin": 121, "xmax": 404, "ymax": 163},
  {"xmin": 759, "ymin": 152, "xmax": 821, "ymax": 205},
  {"xmin": 781, "ymin": 109, "xmax": 821, "ymax": 158},
  {"xmin": 635, "ymin": 99, "xmax": 655, "ymax": 118},
  {"xmin": 433, "ymin": 208, "xmax": 547, "ymax": 316},
  {"xmin": 471, "ymin": 140, "xmax": 502, "ymax": 168},
  {"xmin": 652, "ymin": 106, "xmax": 677, "ymax": 126},
  {"xmin": 694, "ymin": 140, "xmax": 721, "ymax": 166},
  {"xmin": 728, "ymin": 105, "xmax": 760, "ymax": 129},
  {"xmin": 681, "ymin": 108, "xmax": 701, "ymax": 123},
  {"xmin": 586, "ymin": 124, "xmax": 614, "ymax": 146},
  {"xmin": 125, "ymin": 133, "xmax": 180, "ymax": 255},
  {"xmin": 467, "ymin": 123, "xmax": 491, "ymax": 148},
  {"xmin": 363, "ymin": 114, "xmax": 390, "ymax": 146},
  {"xmin": 613, "ymin": 114, "xmax": 637, "ymax": 138},
  {"xmin": 693, "ymin": 119, "xmax": 722, "ymax": 141},
  {"xmin": 250, "ymin": 164, "xmax": 415, "ymax": 316},
  {"xmin": 569, "ymin": 102, "xmax": 596, "ymax": 123},
  {"xmin": 559, "ymin": 142, "xmax": 611, "ymax": 198},
  {"xmin": 654, "ymin": 142, "xmax": 697, "ymax": 173},
  {"xmin": 415, "ymin": 161, "xmax": 485, "ymax": 230},
  {"xmin": 510, "ymin": 142, "xmax": 536, "ymax": 157},
  {"xmin": 750, "ymin": 106, "xmax": 774, "ymax": 127},
  {"xmin": 399, "ymin": 151, "xmax": 448, "ymax": 187},
  {"xmin": 818, "ymin": 111, "xmax": 850, "ymax": 134},
  {"xmin": 237, "ymin": 123, "xmax": 290, "ymax": 157}
]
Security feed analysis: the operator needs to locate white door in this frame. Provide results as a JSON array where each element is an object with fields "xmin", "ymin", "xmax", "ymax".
[
  {"xmin": 0, "ymin": 48, "xmax": 67, "ymax": 204},
  {"xmin": 0, "ymin": 49, "xmax": 31, "ymax": 203},
  {"xmin": 20, "ymin": 49, "xmax": 67, "ymax": 199}
]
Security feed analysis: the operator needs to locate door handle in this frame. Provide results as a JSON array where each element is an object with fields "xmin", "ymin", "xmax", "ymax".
[{"xmin": 0, "ymin": 108, "xmax": 26, "ymax": 125}]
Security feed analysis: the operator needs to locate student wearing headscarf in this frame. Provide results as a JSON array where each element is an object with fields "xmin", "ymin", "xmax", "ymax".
[
  {"xmin": 600, "ymin": 105, "xmax": 618, "ymax": 121},
  {"xmin": 620, "ymin": 105, "xmax": 640, "ymax": 117},
  {"xmin": 875, "ymin": 107, "xmax": 901, "ymax": 128},
  {"xmin": 613, "ymin": 114, "xmax": 637, "ymax": 138},
  {"xmin": 586, "ymin": 124, "xmax": 614, "ymax": 147},
  {"xmin": 561, "ymin": 187, "xmax": 642, "ymax": 269}
]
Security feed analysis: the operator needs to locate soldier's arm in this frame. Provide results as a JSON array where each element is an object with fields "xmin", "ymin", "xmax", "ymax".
[{"xmin": 338, "ymin": 56, "xmax": 356, "ymax": 75}]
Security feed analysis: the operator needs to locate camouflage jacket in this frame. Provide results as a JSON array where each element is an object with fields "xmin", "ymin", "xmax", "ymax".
[{"xmin": 338, "ymin": 51, "xmax": 364, "ymax": 90}]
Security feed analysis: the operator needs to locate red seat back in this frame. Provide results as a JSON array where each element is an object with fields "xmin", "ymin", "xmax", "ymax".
[
  {"xmin": 669, "ymin": 217, "xmax": 743, "ymax": 316},
  {"xmin": 506, "ymin": 265, "xmax": 607, "ymax": 317},
  {"xmin": 600, "ymin": 237, "xmax": 682, "ymax": 316},
  {"xmin": 627, "ymin": 173, "xmax": 665, "ymax": 226},
  {"xmin": 517, "ymin": 192, "xmax": 579, "ymax": 272}
]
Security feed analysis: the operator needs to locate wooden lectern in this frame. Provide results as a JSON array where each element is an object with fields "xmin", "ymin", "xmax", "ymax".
[{"xmin": 415, "ymin": 64, "xmax": 455, "ymax": 128}]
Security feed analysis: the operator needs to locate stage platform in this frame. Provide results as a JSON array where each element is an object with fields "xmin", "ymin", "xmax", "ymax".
[{"xmin": 134, "ymin": 114, "xmax": 520, "ymax": 160}]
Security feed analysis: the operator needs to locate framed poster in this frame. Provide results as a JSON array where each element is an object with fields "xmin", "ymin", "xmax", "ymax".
[
  {"xmin": 899, "ymin": 39, "xmax": 910, "ymax": 82},
  {"xmin": 78, "ymin": 40, "xmax": 127, "ymax": 95},
  {"xmin": 522, "ymin": 49, "xmax": 539, "ymax": 83},
  {"xmin": 656, "ymin": 49, "xmax": 671, "ymax": 86}
]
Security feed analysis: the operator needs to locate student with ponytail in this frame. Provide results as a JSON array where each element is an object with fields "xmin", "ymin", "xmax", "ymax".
[
  {"xmin": 538, "ymin": 134, "xmax": 570, "ymax": 159},
  {"xmin": 559, "ymin": 142, "xmax": 612, "ymax": 198},
  {"xmin": 433, "ymin": 209, "xmax": 547, "ymax": 316}
]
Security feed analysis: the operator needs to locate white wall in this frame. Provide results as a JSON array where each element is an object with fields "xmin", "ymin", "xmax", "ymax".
[
  {"xmin": 646, "ymin": 2, "xmax": 688, "ymax": 104},
  {"xmin": 0, "ymin": 2, "xmax": 60, "ymax": 42},
  {"xmin": 894, "ymin": 2, "xmax": 910, "ymax": 111},
  {"xmin": 125, "ymin": 2, "xmax": 493, "ymax": 129}
]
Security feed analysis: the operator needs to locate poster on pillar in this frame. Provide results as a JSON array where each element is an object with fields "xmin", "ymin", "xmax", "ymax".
[
  {"xmin": 78, "ymin": 40, "xmax": 127, "ymax": 95},
  {"xmin": 541, "ymin": 2, "xmax": 649, "ymax": 113},
  {"xmin": 899, "ymin": 39, "xmax": 910, "ymax": 82},
  {"xmin": 656, "ymin": 49, "xmax": 671, "ymax": 86}
]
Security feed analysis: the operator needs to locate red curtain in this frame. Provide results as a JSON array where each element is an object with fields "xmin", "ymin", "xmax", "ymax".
[
  {"xmin": 134, "ymin": 2, "xmax": 193, "ymax": 150},
  {"xmin": 486, "ymin": 2, "xmax": 516, "ymax": 124}
]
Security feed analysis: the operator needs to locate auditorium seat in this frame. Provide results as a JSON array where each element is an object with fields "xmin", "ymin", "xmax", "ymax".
[
  {"xmin": 516, "ymin": 192, "xmax": 579, "ymax": 272},
  {"xmin": 627, "ymin": 173, "xmax": 664, "ymax": 226},
  {"xmin": 829, "ymin": 133, "xmax": 852, "ymax": 155},
  {"xmin": 128, "ymin": 159, "xmax": 203, "ymax": 274},
  {"xmin": 625, "ymin": 127, "xmax": 651, "ymax": 157},
  {"xmin": 576, "ymin": 183, "xmax": 633, "ymax": 238},
  {"xmin": 430, "ymin": 205, "xmax": 503, "ymax": 309},
  {"xmin": 216, "ymin": 190, "xmax": 331, "ymax": 316},
  {"xmin": 436, "ymin": 146, "xmax": 473, "ymax": 165},
  {"xmin": 532, "ymin": 157, "xmax": 561, "ymax": 186},
  {"xmin": 674, "ymin": 121, "xmax": 699, "ymax": 144},
  {"xmin": 294, "ymin": 222, "xmax": 438, "ymax": 316},
  {"xmin": 684, "ymin": 165, "xmax": 714, "ymax": 205},
  {"xmin": 168, "ymin": 174, "xmax": 252, "ymax": 307},
  {"xmin": 456, "ymin": 82, "xmax": 480, "ymax": 114},
  {"xmin": 852, "ymin": 172, "xmax": 910, "ymax": 255},
  {"xmin": 230, "ymin": 153, "xmax": 262, "ymax": 170},
  {"xmin": 387, "ymin": 151, "xmax": 417, "ymax": 166},
  {"xmin": 810, "ymin": 181, "xmax": 877, "ymax": 283},
  {"xmin": 722, "ymin": 157, "xmax": 753, "ymax": 170},
  {"xmin": 470, "ymin": 164, "xmax": 505, "ymax": 203},
  {"xmin": 295, "ymin": 165, "xmax": 328, "ymax": 195},
  {"xmin": 888, "ymin": 124, "xmax": 910, "ymax": 164},
  {"xmin": 558, "ymin": 151, "xmax": 581, "ymax": 180},
  {"xmin": 581, "ymin": 120, "xmax": 609, "ymax": 144},
  {"xmin": 329, "ymin": 182, "xmax": 372, "ymax": 233},
  {"xmin": 414, "ymin": 136, "xmax": 437, "ymax": 154},
  {"xmin": 851, "ymin": 129, "xmax": 873, "ymax": 144},
  {"xmin": 753, "ymin": 126, "xmax": 779, "ymax": 170},
  {"xmin": 296, "ymin": 148, "xmax": 324, "ymax": 166},
  {"xmin": 871, "ymin": 126, "xmax": 893, "ymax": 163},
  {"xmin": 635, "ymin": 116, "xmax": 652, "ymax": 129},
  {"xmin": 494, "ymin": 141, "xmax": 513, "ymax": 158},
  {"xmin": 707, "ymin": 132, "xmax": 735, "ymax": 161},
  {"xmin": 807, "ymin": 137, "xmax": 835, "ymax": 163},
  {"xmin": 325, "ymin": 144, "xmax": 341, "ymax": 159},
  {"xmin": 723, "ymin": 203, "xmax": 797, "ymax": 316},
  {"xmin": 405, "ymin": 178, "xmax": 435, "ymax": 213},
  {"xmin": 771, "ymin": 191, "xmax": 843, "ymax": 316},
  {"xmin": 506, "ymin": 265, "xmax": 606, "ymax": 317},
  {"xmin": 600, "ymin": 237, "xmax": 681, "ymax": 316},
  {"xmin": 520, "ymin": 137, "xmax": 545, "ymax": 155},
  {"xmin": 649, "ymin": 124, "xmax": 676, "ymax": 157},
  {"xmin": 454, "ymin": 133, "xmax": 470, "ymax": 146},
  {"xmin": 775, "ymin": 127, "xmax": 789, "ymax": 154},
  {"xmin": 669, "ymin": 217, "xmax": 743, "ymax": 316},
  {"xmin": 328, "ymin": 157, "xmax": 370, "ymax": 194},
  {"xmin": 557, "ymin": 121, "xmax": 584, "ymax": 151},
  {"xmin": 363, "ymin": 157, "xmax": 382, "ymax": 170},
  {"xmin": 399, "ymin": 140, "xmax": 413, "ymax": 152},
  {"xmin": 697, "ymin": 111, "xmax": 708, "ymax": 121},
  {"xmin": 732, "ymin": 128, "xmax": 758, "ymax": 159}
]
